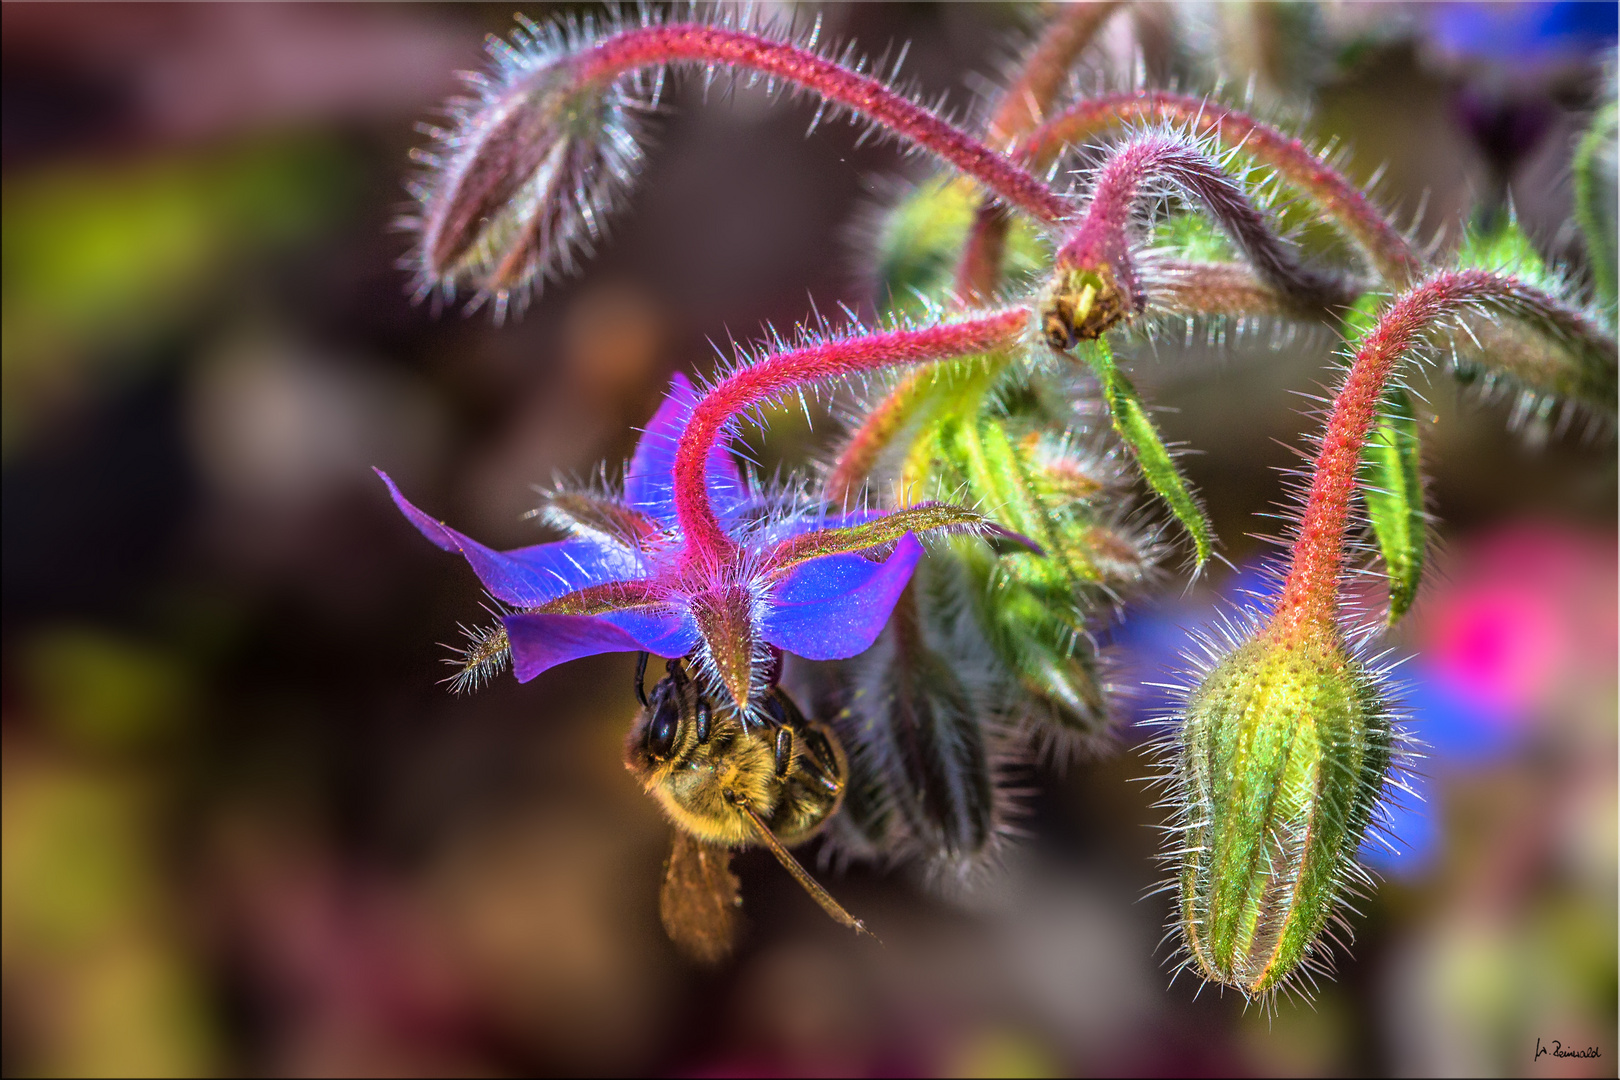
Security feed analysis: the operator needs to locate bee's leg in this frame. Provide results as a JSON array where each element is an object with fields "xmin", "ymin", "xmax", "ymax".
[
  {"xmin": 634, "ymin": 651, "xmax": 650, "ymax": 708},
  {"xmin": 773, "ymin": 725, "xmax": 794, "ymax": 778},
  {"xmin": 796, "ymin": 728, "xmax": 843, "ymax": 795},
  {"xmin": 760, "ymin": 690, "xmax": 790, "ymax": 731},
  {"xmin": 695, "ymin": 698, "xmax": 712, "ymax": 744}
]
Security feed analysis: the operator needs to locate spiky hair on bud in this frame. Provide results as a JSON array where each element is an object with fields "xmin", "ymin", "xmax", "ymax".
[
  {"xmin": 400, "ymin": 11, "xmax": 648, "ymax": 322},
  {"xmin": 1141, "ymin": 603, "xmax": 1418, "ymax": 1007}
]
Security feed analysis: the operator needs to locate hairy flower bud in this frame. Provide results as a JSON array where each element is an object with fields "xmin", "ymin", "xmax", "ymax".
[
  {"xmin": 406, "ymin": 19, "xmax": 642, "ymax": 319},
  {"xmin": 1168, "ymin": 625, "xmax": 1396, "ymax": 996}
]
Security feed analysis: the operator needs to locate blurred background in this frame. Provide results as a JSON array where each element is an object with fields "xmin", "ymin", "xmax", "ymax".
[{"xmin": 1, "ymin": 2, "xmax": 1614, "ymax": 1076}]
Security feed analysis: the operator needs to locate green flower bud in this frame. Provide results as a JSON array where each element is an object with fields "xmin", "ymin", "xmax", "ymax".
[{"xmin": 1170, "ymin": 625, "xmax": 1396, "ymax": 996}]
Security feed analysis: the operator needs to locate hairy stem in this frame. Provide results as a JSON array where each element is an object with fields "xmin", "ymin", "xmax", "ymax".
[
  {"xmin": 1043, "ymin": 134, "xmax": 1354, "ymax": 346},
  {"xmin": 574, "ymin": 24, "xmax": 1074, "ymax": 223},
  {"xmin": 988, "ymin": 2, "xmax": 1128, "ymax": 145},
  {"xmin": 1025, "ymin": 91, "xmax": 1424, "ymax": 286},
  {"xmin": 956, "ymin": 2, "xmax": 1125, "ymax": 302},
  {"xmin": 676, "ymin": 310, "xmax": 1031, "ymax": 567},
  {"xmin": 834, "ymin": 6, "xmax": 1123, "ymax": 498},
  {"xmin": 1274, "ymin": 269, "xmax": 1614, "ymax": 633}
]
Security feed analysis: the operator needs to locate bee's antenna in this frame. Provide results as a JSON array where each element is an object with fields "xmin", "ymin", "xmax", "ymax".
[
  {"xmin": 634, "ymin": 651, "xmax": 650, "ymax": 707},
  {"xmin": 731, "ymin": 797, "xmax": 879, "ymax": 944}
]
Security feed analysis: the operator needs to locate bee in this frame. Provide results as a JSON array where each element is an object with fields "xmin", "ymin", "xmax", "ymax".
[{"xmin": 624, "ymin": 652, "xmax": 874, "ymax": 963}]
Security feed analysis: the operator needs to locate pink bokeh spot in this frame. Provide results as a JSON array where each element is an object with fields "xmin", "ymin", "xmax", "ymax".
[
  {"xmin": 1419, "ymin": 522, "xmax": 1616, "ymax": 725},
  {"xmin": 1427, "ymin": 586, "xmax": 1562, "ymax": 722}
]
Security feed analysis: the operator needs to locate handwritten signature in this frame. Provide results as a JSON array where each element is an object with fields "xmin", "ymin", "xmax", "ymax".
[{"xmin": 1536, "ymin": 1038, "xmax": 1601, "ymax": 1061}]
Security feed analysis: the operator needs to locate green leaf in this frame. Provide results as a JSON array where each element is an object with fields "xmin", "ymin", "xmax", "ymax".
[
  {"xmin": 1358, "ymin": 385, "xmax": 1426, "ymax": 624},
  {"xmin": 1079, "ymin": 338, "xmax": 1214, "ymax": 566}
]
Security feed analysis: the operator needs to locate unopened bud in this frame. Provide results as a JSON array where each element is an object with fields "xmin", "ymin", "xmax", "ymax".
[
  {"xmin": 410, "ymin": 35, "xmax": 642, "ymax": 317},
  {"xmin": 1171, "ymin": 626, "xmax": 1395, "ymax": 996}
]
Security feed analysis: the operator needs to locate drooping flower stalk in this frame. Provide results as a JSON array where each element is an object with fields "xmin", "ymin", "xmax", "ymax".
[
  {"xmin": 1023, "ymin": 91, "xmax": 1425, "ymax": 286},
  {"xmin": 575, "ymin": 24, "xmax": 1072, "ymax": 220},
  {"xmin": 417, "ymin": 13, "xmax": 1082, "ymax": 311},
  {"xmin": 1042, "ymin": 133, "xmax": 1356, "ymax": 348},
  {"xmin": 675, "ymin": 310, "xmax": 1030, "ymax": 568},
  {"xmin": 955, "ymin": 0, "xmax": 1127, "ymax": 302},
  {"xmin": 835, "ymin": 8, "xmax": 1122, "ymax": 499},
  {"xmin": 1273, "ymin": 268, "xmax": 1614, "ymax": 633},
  {"xmin": 835, "ymin": 131, "xmax": 1344, "ymax": 504},
  {"xmin": 1170, "ymin": 266, "xmax": 1616, "ymax": 997}
]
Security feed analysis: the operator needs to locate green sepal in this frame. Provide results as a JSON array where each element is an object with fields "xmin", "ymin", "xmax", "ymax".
[
  {"xmin": 847, "ymin": 579, "xmax": 997, "ymax": 860},
  {"xmin": 765, "ymin": 502, "xmax": 989, "ymax": 575},
  {"xmin": 1572, "ymin": 101, "xmax": 1617, "ymax": 313},
  {"xmin": 1078, "ymin": 338, "xmax": 1215, "ymax": 566},
  {"xmin": 1357, "ymin": 385, "xmax": 1426, "ymax": 624},
  {"xmin": 955, "ymin": 537, "xmax": 1112, "ymax": 744},
  {"xmin": 541, "ymin": 490, "xmax": 658, "ymax": 544},
  {"xmin": 1456, "ymin": 214, "xmax": 1554, "ymax": 290}
]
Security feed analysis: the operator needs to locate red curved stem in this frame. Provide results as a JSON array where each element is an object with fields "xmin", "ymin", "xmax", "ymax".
[
  {"xmin": 1272, "ymin": 269, "xmax": 1585, "ymax": 633},
  {"xmin": 1057, "ymin": 134, "xmax": 1353, "ymax": 319},
  {"xmin": 1026, "ymin": 91, "xmax": 1423, "ymax": 286},
  {"xmin": 574, "ymin": 25, "xmax": 1074, "ymax": 224},
  {"xmin": 675, "ymin": 309, "xmax": 1030, "ymax": 567}
]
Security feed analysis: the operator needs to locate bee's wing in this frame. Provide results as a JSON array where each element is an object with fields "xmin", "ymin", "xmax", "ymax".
[{"xmin": 660, "ymin": 829, "xmax": 741, "ymax": 964}]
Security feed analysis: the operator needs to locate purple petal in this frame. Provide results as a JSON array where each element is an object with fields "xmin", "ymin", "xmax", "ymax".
[
  {"xmin": 378, "ymin": 470, "xmax": 641, "ymax": 607},
  {"xmin": 624, "ymin": 373, "xmax": 746, "ymax": 525},
  {"xmin": 760, "ymin": 534, "xmax": 924, "ymax": 661},
  {"xmin": 503, "ymin": 609, "xmax": 699, "ymax": 682}
]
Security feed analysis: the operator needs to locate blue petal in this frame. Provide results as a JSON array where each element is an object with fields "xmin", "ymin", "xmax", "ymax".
[
  {"xmin": 378, "ymin": 470, "xmax": 641, "ymax": 607},
  {"xmin": 504, "ymin": 609, "xmax": 699, "ymax": 682},
  {"xmin": 624, "ymin": 373, "xmax": 746, "ymax": 525},
  {"xmin": 760, "ymin": 534, "xmax": 924, "ymax": 661}
]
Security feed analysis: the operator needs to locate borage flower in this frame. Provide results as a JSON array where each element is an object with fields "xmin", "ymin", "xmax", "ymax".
[{"xmin": 379, "ymin": 373, "xmax": 996, "ymax": 713}]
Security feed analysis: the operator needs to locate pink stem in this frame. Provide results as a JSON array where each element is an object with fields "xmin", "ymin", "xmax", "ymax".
[
  {"xmin": 1272, "ymin": 269, "xmax": 1584, "ymax": 634},
  {"xmin": 955, "ymin": 0, "xmax": 1125, "ymax": 301},
  {"xmin": 1026, "ymin": 91, "xmax": 1424, "ymax": 286},
  {"xmin": 573, "ymin": 25, "xmax": 1073, "ymax": 224},
  {"xmin": 1057, "ymin": 134, "xmax": 1353, "ymax": 316},
  {"xmin": 674, "ymin": 309, "xmax": 1031, "ymax": 567}
]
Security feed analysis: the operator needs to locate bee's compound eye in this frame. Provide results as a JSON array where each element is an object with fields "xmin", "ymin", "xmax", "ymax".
[{"xmin": 646, "ymin": 691, "xmax": 681, "ymax": 761}]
